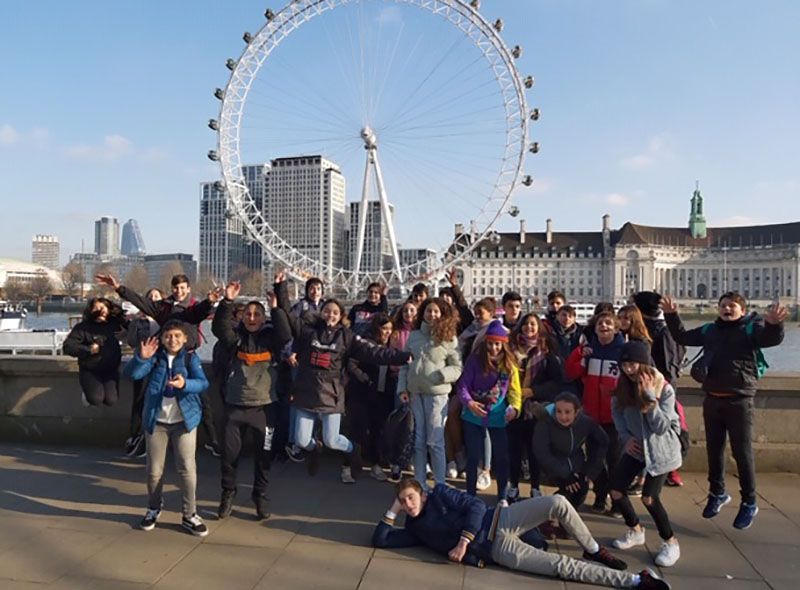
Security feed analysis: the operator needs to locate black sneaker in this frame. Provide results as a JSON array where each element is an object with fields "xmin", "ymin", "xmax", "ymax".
[
  {"xmin": 252, "ymin": 493, "xmax": 270, "ymax": 520},
  {"xmin": 140, "ymin": 505, "xmax": 161, "ymax": 531},
  {"xmin": 218, "ymin": 489, "xmax": 236, "ymax": 519},
  {"xmin": 285, "ymin": 443, "xmax": 306, "ymax": 463},
  {"xmin": 590, "ymin": 499, "xmax": 607, "ymax": 514},
  {"xmin": 124, "ymin": 434, "xmax": 142, "ymax": 456},
  {"xmin": 636, "ymin": 568, "xmax": 671, "ymax": 589},
  {"xmin": 133, "ymin": 435, "xmax": 147, "ymax": 459},
  {"xmin": 583, "ymin": 546, "xmax": 628, "ymax": 571},
  {"xmin": 204, "ymin": 442, "xmax": 222, "ymax": 458},
  {"xmin": 181, "ymin": 513, "xmax": 209, "ymax": 537},
  {"xmin": 388, "ymin": 465, "xmax": 402, "ymax": 482},
  {"xmin": 628, "ymin": 482, "xmax": 643, "ymax": 497},
  {"xmin": 307, "ymin": 442, "xmax": 322, "ymax": 476}
]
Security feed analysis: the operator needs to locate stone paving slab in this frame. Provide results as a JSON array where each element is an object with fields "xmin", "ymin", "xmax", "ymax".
[{"xmin": 1, "ymin": 443, "xmax": 798, "ymax": 589}]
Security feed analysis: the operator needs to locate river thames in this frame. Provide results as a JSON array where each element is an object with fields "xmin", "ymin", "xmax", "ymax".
[{"xmin": 23, "ymin": 312, "xmax": 800, "ymax": 373}]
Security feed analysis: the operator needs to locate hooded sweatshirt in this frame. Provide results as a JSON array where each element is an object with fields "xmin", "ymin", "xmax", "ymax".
[{"xmin": 533, "ymin": 405, "xmax": 608, "ymax": 482}]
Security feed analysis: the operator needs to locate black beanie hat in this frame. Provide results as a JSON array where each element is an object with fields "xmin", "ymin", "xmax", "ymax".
[
  {"xmin": 633, "ymin": 291, "xmax": 661, "ymax": 317},
  {"xmin": 620, "ymin": 340, "xmax": 652, "ymax": 365}
]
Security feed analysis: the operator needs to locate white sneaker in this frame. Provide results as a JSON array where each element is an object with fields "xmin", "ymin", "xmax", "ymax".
[
  {"xmin": 370, "ymin": 464, "xmax": 388, "ymax": 481},
  {"xmin": 498, "ymin": 499, "xmax": 509, "ymax": 508},
  {"xmin": 340, "ymin": 466, "xmax": 356, "ymax": 484},
  {"xmin": 654, "ymin": 540, "xmax": 680, "ymax": 567},
  {"xmin": 80, "ymin": 392, "xmax": 90, "ymax": 407},
  {"xmin": 612, "ymin": 526, "xmax": 646, "ymax": 550},
  {"xmin": 446, "ymin": 461, "xmax": 458, "ymax": 479},
  {"xmin": 476, "ymin": 470, "xmax": 492, "ymax": 491},
  {"xmin": 426, "ymin": 463, "xmax": 433, "ymax": 479}
]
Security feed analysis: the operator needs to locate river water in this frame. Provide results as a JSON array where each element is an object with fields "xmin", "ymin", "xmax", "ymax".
[{"xmin": 23, "ymin": 312, "xmax": 800, "ymax": 374}]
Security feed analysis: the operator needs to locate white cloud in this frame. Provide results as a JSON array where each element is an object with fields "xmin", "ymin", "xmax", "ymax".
[
  {"xmin": 0, "ymin": 123, "xmax": 20, "ymax": 145},
  {"xmin": 620, "ymin": 133, "xmax": 674, "ymax": 170},
  {"xmin": 66, "ymin": 134, "xmax": 133, "ymax": 161},
  {"xmin": 30, "ymin": 127, "xmax": 49, "ymax": 148},
  {"xmin": 605, "ymin": 192, "xmax": 629, "ymax": 206}
]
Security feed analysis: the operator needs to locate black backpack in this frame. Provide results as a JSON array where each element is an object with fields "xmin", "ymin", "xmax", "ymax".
[{"xmin": 380, "ymin": 403, "xmax": 414, "ymax": 468}]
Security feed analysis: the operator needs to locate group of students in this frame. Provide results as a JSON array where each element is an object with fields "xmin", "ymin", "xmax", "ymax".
[{"xmin": 62, "ymin": 269, "xmax": 786, "ymax": 588}]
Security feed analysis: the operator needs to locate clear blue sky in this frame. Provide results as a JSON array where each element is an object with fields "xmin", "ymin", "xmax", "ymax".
[{"xmin": 2, "ymin": 0, "xmax": 798, "ymax": 265}]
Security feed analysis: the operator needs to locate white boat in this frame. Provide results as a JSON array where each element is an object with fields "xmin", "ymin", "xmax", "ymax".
[{"xmin": 0, "ymin": 301, "xmax": 28, "ymax": 330}]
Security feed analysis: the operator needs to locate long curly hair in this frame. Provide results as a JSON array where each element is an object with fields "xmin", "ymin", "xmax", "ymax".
[{"xmin": 415, "ymin": 297, "xmax": 458, "ymax": 346}]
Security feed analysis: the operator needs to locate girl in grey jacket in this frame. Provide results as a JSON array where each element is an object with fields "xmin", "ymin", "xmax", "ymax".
[
  {"xmin": 398, "ymin": 298, "xmax": 462, "ymax": 488},
  {"xmin": 609, "ymin": 341, "xmax": 682, "ymax": 569}
]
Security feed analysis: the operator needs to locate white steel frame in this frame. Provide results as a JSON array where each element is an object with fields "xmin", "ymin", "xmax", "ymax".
[{"xmin": 216, "ymin": 0, "xmax": 530, "ymax": 292}]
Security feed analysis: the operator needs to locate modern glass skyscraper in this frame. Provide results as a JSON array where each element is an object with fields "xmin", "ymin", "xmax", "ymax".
[
  {"xmin": 94, "ymin": 217, "xmax": 119, "ymax": 257},
  {"xmin": 121, "ymin": 219, "xmax": 146, "ymax": 256}
]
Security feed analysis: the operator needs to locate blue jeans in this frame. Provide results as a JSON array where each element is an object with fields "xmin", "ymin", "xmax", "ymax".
[
  {"xmin": 464, "ymin": 420, "xmax": 509, "ymax": 500},
  {"xmin": 409, "ymin": 393, "xmax": 448, "ymax": 488},
  {"xmin": 294, "ymin": 409, "xmax": 353, "ymax": 453}
]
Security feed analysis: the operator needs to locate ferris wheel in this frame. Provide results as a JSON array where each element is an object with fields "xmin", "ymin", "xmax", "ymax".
[{"xmin": 209, "ymin": 0, "xmax": 537, "ymax": 293}]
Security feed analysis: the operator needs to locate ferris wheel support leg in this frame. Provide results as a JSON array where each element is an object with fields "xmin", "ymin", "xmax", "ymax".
[
  {"xmin": 371, "ymin": 149, "xmax": 403, "ymax": 284},
  {"xmin": 354, "ymin": 150, "xmax": 373, "ymax": 280}
]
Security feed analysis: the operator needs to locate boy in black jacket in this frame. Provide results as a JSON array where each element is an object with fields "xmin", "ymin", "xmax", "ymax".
[
  {"xmin": 662, "ymin": 292, "xmax": 786, "ymax": 529},
  {"xmin": 348, "ymin": 282, "xmax": 388, "ymax": 337},
  {"xmin": 373, "ymin": 479, "xmax": 669, "ymax": 589},
  {"xmin": 212, "ymin": 281, "xmax": 291, "ymax": 520}
]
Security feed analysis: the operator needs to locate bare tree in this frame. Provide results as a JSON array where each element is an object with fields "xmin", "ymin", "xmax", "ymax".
[
  {"xmin": 29, "ymin": 275, "xmax": 54, "ymax": 315},
  {"xmin": 2, "ymin": 277, "xmax": 30, "ymax": 302},
  {"xmin": 125, "ymin": 264, "xmax": 150, "ymax": 294},
  {"xmin": 61, "ymin": 261, "xmax": 83, "ymax": 299},
  {"xmin": 193, "ymin": 265, "xmax": 218, "ymax": 296},
  {"xmin": 231, "ymin": 265, "xmax": 263, "ymax": 297}
]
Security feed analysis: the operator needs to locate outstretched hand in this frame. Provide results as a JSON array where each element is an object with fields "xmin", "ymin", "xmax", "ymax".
[
  {"xmin": 267, "ymin": 291, "xmax": 278, "ymax": 309},
  {"xmin": 139, "ymin": 336, "xmax": 159, "ymax": 360},
  {"xmin": 95, "ymin": 273, "xmax": 119, "ymax": 290},
  {"xmin": 207, "ymin": 285, "xmax": 224, "ymax": 303},
  {"xmin": 660, "ymin": 296, "xmax": 678, "ymax": 314},
  {"xmin": 446, "ymin": 267, "xmax": 458, "ymax": 287},
  {"xmin": 765, "ymin": 302, "xmax": 789, "ymax": 325},
  {"xmin": 225, "ymin": 280, "xmax": 242, "ymax": 301},
  {"xmin": 274, "ymin": 269, "xmax": 286, "ymax": 284}
]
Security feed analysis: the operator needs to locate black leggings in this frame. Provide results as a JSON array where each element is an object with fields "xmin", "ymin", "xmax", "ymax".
[
  {"xmin": 591, "ymin": 423, "xmax": 619, "ymax": 504},
  {"xmin": 507, "ymin": 416, "xmax": 538, "ymax": 488},
  {"xmin": 610, "ymin": 452, "xmax": 673, "ymax": 540},
  {"xmin": 347, "ymin": 387, "xmax": 394, "ymax": 465},
  {"xmin": 79, "ymin": 368, "xmax": 119, "ymax": 406}
]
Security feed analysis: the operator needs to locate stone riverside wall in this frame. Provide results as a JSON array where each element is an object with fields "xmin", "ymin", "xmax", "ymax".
[{"xmin": 1, "ymin": 356, "xmax": 799, "ymax": 473}]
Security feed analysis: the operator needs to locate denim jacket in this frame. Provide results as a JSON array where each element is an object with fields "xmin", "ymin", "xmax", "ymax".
[{"xmin": 611, "ymin": 369, "xmax": 682, "ymax": 476}]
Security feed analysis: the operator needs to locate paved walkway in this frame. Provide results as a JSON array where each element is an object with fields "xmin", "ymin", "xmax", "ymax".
[{"xmin": 0, "ymin": 443, "xmax": 798, "ymax": 589}]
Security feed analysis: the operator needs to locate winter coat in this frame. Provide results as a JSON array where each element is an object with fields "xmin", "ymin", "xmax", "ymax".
[
  {"xmin": 347, "ymin": 296, "xmax": 388, "ymax": 337},
  {"xmin": 611, "ymin": 369, "xmax": 682, "ymax": 476},
  {"xmin": 457, "ymin": 319, "xmax": 491, "ymax": 360},
  {"xmin": 665, "ymin": 312, "xmax": 783, "ymax": 397},
  {"xmin": 533, "ymin": 407, "xmax": 608, "ymax": 482},
  {"xmin": 550, "ymin": 322, "xmax": 583, "ymax": 363},
  {"xmin": 397, "ymin": 322, "xmax": 462, "ymax": 395},
  {"xmin": 63, "ymin": 316, "xmax": 126, "ymax": 372},
  {"xmin": 116, "ymin": 286, "xmax": 212, "ymax": 351},
  {"xmin": 520, "ymin": 348, "xmax": 564, "ymax": 405},
  {"xmin": 457, "ymin": 354, "xmax": 522, "ymax": 428},
  {"xmin": 124, "ymin": 347, "xmax": 208, "ymax": 434},
  {"xmin": 564, "ymin": 333, "xmax": 625, "ymax": 424},
  {"xmin": 211, "ymin": 298, "xmax": 292, "ymax": 406}
]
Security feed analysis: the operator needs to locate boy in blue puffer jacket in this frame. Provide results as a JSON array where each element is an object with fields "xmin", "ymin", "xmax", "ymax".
[{"xmin": 124, "ymin": 320, "xmax": 210, "ymax": 537}]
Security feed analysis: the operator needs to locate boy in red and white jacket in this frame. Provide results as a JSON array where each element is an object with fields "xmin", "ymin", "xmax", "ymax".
[{"xmin": 565, "ymin": 311, "xmax": 627, "ymax": 514}]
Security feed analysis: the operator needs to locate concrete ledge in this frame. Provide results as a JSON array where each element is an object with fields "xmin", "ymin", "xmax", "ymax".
[{"xmin": 1, "ymin": 356, "xmax": 799, "ymax": 472}]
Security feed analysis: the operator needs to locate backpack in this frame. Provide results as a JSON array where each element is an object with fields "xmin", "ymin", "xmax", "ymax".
[
  {"xmin": 690, "ymin": 321, "xmax": 768, "ymax": 383},
  {"xmin": 380, "ymin": 403, "xmax": 414, "ymax": 468}
]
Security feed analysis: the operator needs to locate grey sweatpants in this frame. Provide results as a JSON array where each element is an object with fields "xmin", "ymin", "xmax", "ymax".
[
  {"xmin": 146, "ymin": 422, "xmax": 197, "ymax": 518},
  {"xmin": 491, "ymin": 495, "xmax": 636, "ymax": 588}
]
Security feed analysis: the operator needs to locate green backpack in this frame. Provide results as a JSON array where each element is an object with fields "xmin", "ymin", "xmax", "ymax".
[{"xmin": 699, "ymin": 321, "xmax": 769, "ymax": 379}]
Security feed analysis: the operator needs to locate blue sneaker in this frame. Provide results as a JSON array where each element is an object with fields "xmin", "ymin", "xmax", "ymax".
[
  {"xmin": 733, "ymin": 502, "xmax": 759, "ymax": 530},
  {"xmin": 702, "ymin": 492, "xmax": 732, "ymax": 519}
]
